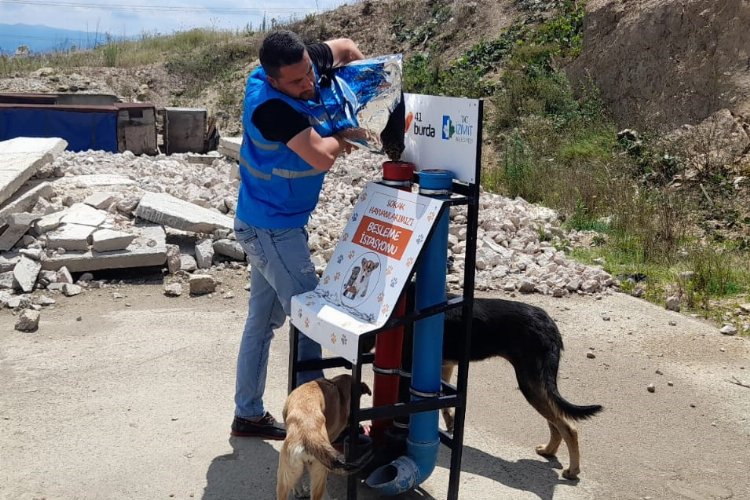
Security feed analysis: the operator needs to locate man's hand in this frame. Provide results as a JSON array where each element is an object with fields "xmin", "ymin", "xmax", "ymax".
[{"xmin": 324, "ymin": 38, "xmax": 365, "ymax": 67}]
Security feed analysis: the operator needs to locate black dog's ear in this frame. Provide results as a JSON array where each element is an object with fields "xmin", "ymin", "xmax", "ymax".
[{"xmin": 360, "ymin": 382, "xmax": 372, "ymax": 396}]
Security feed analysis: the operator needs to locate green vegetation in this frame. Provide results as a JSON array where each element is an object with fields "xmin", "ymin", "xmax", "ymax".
[
  {"xmin": 1, "ymin": 0, "xmax": 746, "ymax": 326},
  {"xmin": 400, "ymin": 0, "xmax": 749, "ymax": 322}
]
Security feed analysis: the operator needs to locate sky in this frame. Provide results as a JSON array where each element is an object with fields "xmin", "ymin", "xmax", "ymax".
[{"xmin": 0, "ymin": 0, "xmax": 354, "ymax": 35}]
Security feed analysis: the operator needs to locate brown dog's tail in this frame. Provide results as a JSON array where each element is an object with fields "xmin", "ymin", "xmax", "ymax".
[{"xmin": 305, "ymin": 439, "xmax": 372, "ymax": 475}]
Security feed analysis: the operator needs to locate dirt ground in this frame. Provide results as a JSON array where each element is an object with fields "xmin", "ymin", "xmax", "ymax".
[{"xmin": 1, "ymin": 268, "xmax": 749, "ymax": 500}]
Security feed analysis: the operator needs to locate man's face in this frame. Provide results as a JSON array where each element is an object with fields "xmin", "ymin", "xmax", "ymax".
[{"xmin": 268, "ymin": 51, "xmax": 316, "ymax": 100}]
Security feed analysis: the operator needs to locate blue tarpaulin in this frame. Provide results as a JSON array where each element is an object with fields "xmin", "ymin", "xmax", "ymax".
[{"xmin": 0, "ymin": 105, "xmax": 118, "ymax": 152}]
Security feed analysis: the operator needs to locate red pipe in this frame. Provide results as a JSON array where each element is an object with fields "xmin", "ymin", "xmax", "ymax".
[{"xmin": 371, "ymin": 161, "xmax": 414, "ymax": 446}]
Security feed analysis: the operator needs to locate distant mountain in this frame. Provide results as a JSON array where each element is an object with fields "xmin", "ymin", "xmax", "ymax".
[{"xmin": 0, "ymin": 23, "xmax": 118, "ymax": 55}]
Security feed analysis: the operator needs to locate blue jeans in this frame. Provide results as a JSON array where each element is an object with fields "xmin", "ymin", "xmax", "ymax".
[{"xmin": 233, "ymin": 219, "xmax": 324, "ymax": 419}]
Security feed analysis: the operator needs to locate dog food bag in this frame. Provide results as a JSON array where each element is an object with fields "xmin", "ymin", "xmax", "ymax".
[{"xmin": 318, "ymin": 54, "xmax": 404, "ymax": 158}]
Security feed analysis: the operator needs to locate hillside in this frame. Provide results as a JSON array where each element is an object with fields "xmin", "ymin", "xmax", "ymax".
[{"xmin": 0, "ymin": 0, "xmax": 749, "ymax": 332}]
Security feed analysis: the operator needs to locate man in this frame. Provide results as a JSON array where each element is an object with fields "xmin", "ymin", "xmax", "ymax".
[{"xmin": 231, "ymin": 31, "xmax": 364, "ymax": 440}]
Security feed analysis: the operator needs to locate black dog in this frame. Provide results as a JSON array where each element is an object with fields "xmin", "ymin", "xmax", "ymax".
[{"xmin": 439, "ymin": 296, "xmax": 603, "ymax": 480}]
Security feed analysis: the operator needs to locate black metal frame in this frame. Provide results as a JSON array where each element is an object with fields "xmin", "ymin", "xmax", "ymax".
[{"xmin": 288, "ymin": 100, "xmax": 483, "ymax": 499}]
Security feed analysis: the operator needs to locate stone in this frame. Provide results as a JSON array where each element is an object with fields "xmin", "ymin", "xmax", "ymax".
[
  {"xmin": 83, "ymin": 192, "xmax": 118, "ymax": 210},
  {"xmin": 56, "ymin": 267, "xmax": 74, "ymax": 284},
  {"xmin": 15, "ymin": 309, "xmax": 40, "ymax": 332},
  {"xmin": 0, "ymin": 182, "xmax": 54, "ymax": 227},
  {"xmin": 213, "ymin": 239, "xmax": 245, "ymax": 261},
  {"xmin": 46, "ymin": 223, "xmax": 95, "ymax": 251},
  {"xmin": 195, "ymin": 239, "xmax": 215, "ymax": 269},
  {"xmin": 164, "ymin": 283, "xmax": 182, "ymax": 297},
  {"xmin": 90, "ymin": 229, "xmax": 136, "ymax": 252},
  {"xmin": 62, "ymin": 283, "xmax": 83, "ymax": 296},
  {"xmin": 13, "ymin": 255, "xmax": 41, "ymax": 292},
  {"xmin": 59, "ymin": 203, "xmax": 107, "ymax": 227},
  {"xmin": 719, "ymin": 324, "xmax": 737, "ymax": 336},
  {"xmin": 0, "ymin": 137, "xmax": 67, "ymax": 207},
  {"xmin": 166, "ymin": 244, "xmax": 181, "ymax": 274},
  {"xmin": 189, "ymin": 274, "xmax": 217, "ymax": 295},
  {"xmin": 34, "ymin": 210, "xmax": 67, "ymax": 234},
  {"xmin": 180, "ymin": 254, "xmax": 197, "ymax": 272},
  {"xmin": 135, "ymin": 192, "xmax": 233, "ymax": 233},
  {"xmin": 0, "ymin": 271, "xmax": 17, "ymax": 290},
  {"xmin": 665, "ymin": 296, "xmax": 681, "ymax": 312},
  {"xmin": 41, "ymin": 224, "xmax": 167, "ymax": 273}
]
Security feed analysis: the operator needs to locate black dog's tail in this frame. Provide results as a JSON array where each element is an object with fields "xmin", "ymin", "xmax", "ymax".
[
  {"xmin": 517, "ymin": 362, "xmax": 603, "ymax": 422},
  {"xmin": 542, "ymin": 348, "xmax": 603, "ymax": 420}
]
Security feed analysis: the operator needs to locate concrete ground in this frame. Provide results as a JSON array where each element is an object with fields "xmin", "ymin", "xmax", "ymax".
[{"xmin": 1, "ymin": 270, "xmax": 749, "ymax": 499}]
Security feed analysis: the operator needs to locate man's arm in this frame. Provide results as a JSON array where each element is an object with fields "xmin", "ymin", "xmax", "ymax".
[
  {"xmin": 324, "ymin": 38, "xmax": 364, "ymax": 67},
  {"xmin": 287, "ymin": 128, "xmax": 351, "ymax": 172}
]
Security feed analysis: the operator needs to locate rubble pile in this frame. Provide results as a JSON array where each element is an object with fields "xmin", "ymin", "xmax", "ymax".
[{"xmin": 1, "ymin": 138, "xmax": 616, "ymax": 328}]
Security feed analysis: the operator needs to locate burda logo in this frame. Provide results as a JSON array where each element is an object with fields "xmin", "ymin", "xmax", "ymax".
[
  {"xmin": 442, "ymin": 114, "xmax": 474, "ymax": 144},
  {"xmin": 410, "ymin": 111, "xmax": 435, "ymax": 138}
]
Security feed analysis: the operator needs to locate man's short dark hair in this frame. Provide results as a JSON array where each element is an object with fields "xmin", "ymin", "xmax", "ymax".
[{"xmin": 259, "ymin": 30, "xmax": 306, "ymax": 78}]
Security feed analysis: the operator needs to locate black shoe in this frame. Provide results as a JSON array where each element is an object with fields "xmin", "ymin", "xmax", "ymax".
[{"xmin": 231, "ymin": 412, "xmax": 286, "ymax": 440}]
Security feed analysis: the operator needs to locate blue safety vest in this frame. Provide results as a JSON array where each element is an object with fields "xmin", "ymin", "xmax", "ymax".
[{"xmin": 236, "ymin": 66, "xmax": 342, "ymax": 229}]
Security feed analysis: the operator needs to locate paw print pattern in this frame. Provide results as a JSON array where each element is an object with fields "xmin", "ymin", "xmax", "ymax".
[
  {"xmin": 390, "ymin": 277, "xmax": 398, "ymax": 288},
  {"xmin": 323, "ymin": 275, "xmax": 330, "ymax": 285},
  {"xmin": 377, "ymin": 292, "xmax": 385, "ymax": 303},
  {"xmin": 427, "ymin": 211, "xmax": 436, "ymax": 222},
  {"xmin": 361, "ymin": 192, "xmax": 368, "ymax": 202},
  {"xmin": 342, "ymin": 232, "xmax": 349, "ymax": 241},
  {"xmin": 337, "ymin": 255, "xmax": 344, "ymax": 264},
  {"xmin": 297, "ymin": 310, "xmax": 303, "ymax": 319},
  {"xmin": 330, "ymin": 333, "xmax": 337, "ymax": 345},
  {"xmin": 348, "ymin": 250, "xmax": 356, "ymax": 260},
  {"xmin": 407, "ymin": 257, "xmax": 415, "ymax": 267},
  {"xmin": 417, "ymin": 234, "xmax": 424, "ymax": 245},
  {"xmin": 352, "ymin": 213, "xmax": 359, "ymax": 222},
  {"xmin": 305, "ymin": 318, "xmax": 310, "ymax": 329},
  {"xmin": 334, "ymin": 272, "xmax": 341, "ymax": 281},
  {"xmin": 386, "ymin": 265, "xmax": 394, "ymax": 276},
  {"xmin": 341, "ymin": 335, "xmax": 348, "ymax": 346},
  {"xmin": 381, "ymin": 304, "xmax": 391, "ymax": 315}
]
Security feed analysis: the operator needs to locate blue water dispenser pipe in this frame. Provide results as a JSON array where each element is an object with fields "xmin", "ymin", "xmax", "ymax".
[{"xmin": 365, "ymin": 169, "xmax": 453, "ymax": 495}]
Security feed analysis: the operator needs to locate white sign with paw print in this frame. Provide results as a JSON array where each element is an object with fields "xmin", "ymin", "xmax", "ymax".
[{"xmin": 291, "ymin": 181, "xmax": 446, "ymax": 362}]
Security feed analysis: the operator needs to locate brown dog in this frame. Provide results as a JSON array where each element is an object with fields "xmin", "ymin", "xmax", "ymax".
[{"xmin": 276, "ymin": 374, "xmax": 371, "ymax": 500}]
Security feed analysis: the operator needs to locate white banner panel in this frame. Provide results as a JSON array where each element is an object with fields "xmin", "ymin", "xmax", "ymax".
[
  {"xmin": 291, "ymin": 182, "xmax": 445, "ymax": 363},
  {"xmin": 401, "ymin": 93, "xmax": 480, "ymax": 184}
]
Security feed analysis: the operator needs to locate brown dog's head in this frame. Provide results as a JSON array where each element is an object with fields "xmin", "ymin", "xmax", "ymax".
[{"xmin": 330, "ymin": 374, "xmax": 372, "ymax": 402}]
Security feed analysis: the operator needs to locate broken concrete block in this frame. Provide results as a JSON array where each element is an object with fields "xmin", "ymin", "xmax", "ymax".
[
  {"xmin": 41, "ymin": 224, "xmax": 167, "ymax": 273},
  {"xmin": 91, "ymin": 229, "xmax": 136, "ymax": 252},
  {"xmin": 180, "ymin": 254, "xmax": 197, "ymax": 272},
  {"xmin": 0, "ymin": 212, "xmax": 43, "ymax": 251},
  {"xmin": 189, "ymin": 274, "xmax": 217, "ymax": 295},
  {"xmin": 60, "ymin": 203, "xmax": 107, "ymax": 227},
  {"xmin": 83, "ymin": 192, "xmax": 117, "ymax": 210},
  {"xmin": 53, "ymin": 174, "xmax": 136, "ymax": 188},
  {"xmin": 0, "ymin": 181, "xmax": 54, "ymax": 227},
  {"xmin": 34, "ymin": 210, "xmax": 67, "ymax": 234},
  {"xmin": 195, "ymin": 239, "xmax": 214, "ymax": 269},
  {"xmin": 0, "ymin": 137, "xmax": 67, "ymax": 207},
  {"xmin": 19, "ymin": 248, "xmax": 43, "ymax": 260},
  {"xmin": 218, "ymin": 136, "xmax": 241, "ymax": 161},
  {"xmin": 164, "ymin": 283, "xmax": 182, "ymax": 296},
  {"xmin": 15, "ymin": 309, "xmax": 40, "ymax": 332},
  {"xmin": 0, "ymin": 270, "xmax": 16, "ymax": 290},
  {"xmin": 166, "ymin": 244, "xmax": 181, "ymax": 274},
  {"xmin": 62, "ymin": 283, "xmax": 82, "ymax": 296},
  {"xmin": 135, "ymin": 192, "xmax": 233, "ymax": 233},
  {"xmin": 0, "ymin": 254, "xmax": 20, "ymax": 273},
  {"xmin": 14, "ymin": 256, "xmax": 42, "ymax": 292},
  {"xmin": 213, "ymin": 239, "xmax": 245, "ymax": 261},
  {"xmin": 0, "ymin": 290, "xmax": 11, "ymax": 307},
  {"xmin": 56, "ymin": 266, "xmax": 73, "ymax": 284},
  {"xmin": 46, "ymin": 223, "xmax": 96, "ymax": 251},
  {"xmin": 37, "ymin": 270, "xmax": 57, "ymax": 287}
]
